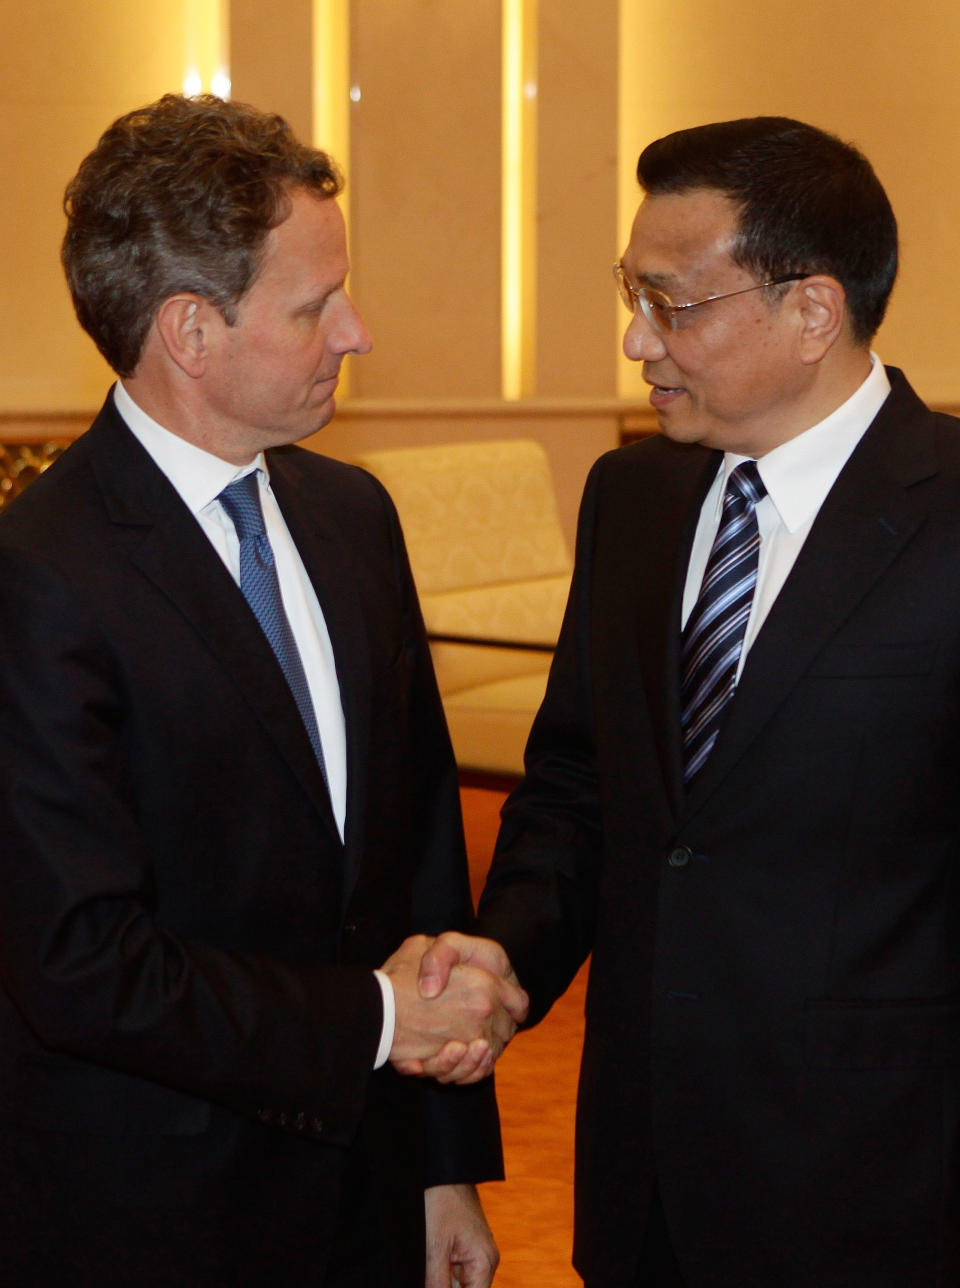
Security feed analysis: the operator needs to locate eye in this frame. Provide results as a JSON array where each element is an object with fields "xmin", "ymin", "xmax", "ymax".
[
  {"xmin": 299, "ymin": 285, "xmax": 344, "ymax": 317},
  {"xmin": 646, "ymin": 292, "xmax": 675, "ymax": 327},
  {"xmin": 672, "ymin": 303, "xmax": 703, "ymax": 330}
]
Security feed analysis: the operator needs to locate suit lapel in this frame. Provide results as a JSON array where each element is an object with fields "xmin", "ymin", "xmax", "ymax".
[
  {"xmin": 633, "ymin": 441, "xmax": 720, "ymax": 818},
  {"xmin": 267, "ymin": 450, "xmax": 371, "ymax": 902},
  {"xmin": 86, "ymin": 401, "xmax": 339, "ymax": 838},
  {"xmin": 684, "ymin": 369, "xmax": 938, "ymax": 814}
]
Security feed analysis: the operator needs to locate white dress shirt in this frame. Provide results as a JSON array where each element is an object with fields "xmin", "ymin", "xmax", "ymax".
[
  {"xmin": 113, "ymin": 382, "xmax": 395, "ymax": 1067},
  {"xmin": 682, "ymin": 355, "xmax": 892, "ymax": 680}
]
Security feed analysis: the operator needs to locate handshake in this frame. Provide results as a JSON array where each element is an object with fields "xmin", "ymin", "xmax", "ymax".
[{"xmin": 381, "ymin": 933, "xmax": 529, "ymax": 1086}]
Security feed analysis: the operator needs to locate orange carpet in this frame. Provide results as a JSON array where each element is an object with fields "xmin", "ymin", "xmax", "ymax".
[{"xmin": 460, "ymin": 786, "xmax": 587, "ymax": 1287}]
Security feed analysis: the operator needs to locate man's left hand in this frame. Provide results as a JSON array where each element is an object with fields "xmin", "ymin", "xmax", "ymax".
[{"xmin": 424, "ymin": 1183, "xmax": 499, "ymax": 1288}]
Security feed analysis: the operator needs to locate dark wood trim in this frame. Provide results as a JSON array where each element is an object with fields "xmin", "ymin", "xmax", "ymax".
[
  {"xmin": 0, "ymin": 412, "xmax": 91, "ymax": 444},
  {"xmin": 429, "ymin": 632, "xmax": 555, "ymax": 653}
]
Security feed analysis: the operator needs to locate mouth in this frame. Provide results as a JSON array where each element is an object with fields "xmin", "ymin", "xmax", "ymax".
[
  {"xmin": 647, "ymin": 382, "xmax": 685, "ymax": 409},
  {"xmin": 314, "ymin": 373, "xmax": 340, "ymax": 393}
]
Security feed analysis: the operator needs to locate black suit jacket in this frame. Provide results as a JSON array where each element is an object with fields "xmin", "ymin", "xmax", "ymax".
[
  {"xmin": 478, "ymin": 368, "xmax": 960, "ymax": 1287},
  {"xmin": 0, "ymin": 393, "xmax": 501, "ymax": 1286}
]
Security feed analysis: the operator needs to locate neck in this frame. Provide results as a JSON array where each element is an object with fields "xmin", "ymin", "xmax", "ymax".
[
  {"xmin": 748, "ymin": 347, "xmax": 875, "ymax": 458},
  {"xmin": 121, "ymin": 371, "xmax": 258, "ymax": 466}
]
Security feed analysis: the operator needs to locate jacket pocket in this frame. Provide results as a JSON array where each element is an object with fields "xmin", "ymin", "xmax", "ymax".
[{"xmin": 804, "ymin": 994, "xmax": 960, "ymax": 1068}]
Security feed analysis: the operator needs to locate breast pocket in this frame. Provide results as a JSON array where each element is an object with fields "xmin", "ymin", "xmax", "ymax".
[
  {"xmin": 804, "ymin": 994, "xmax": 960, "ymax": 1068},
  {"xmin": 806, "ymin": 640, "xmax": 936, "ymax": 678}
]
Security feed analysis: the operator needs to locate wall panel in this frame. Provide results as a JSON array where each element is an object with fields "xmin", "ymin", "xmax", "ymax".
[
  {"xmin": 617, "ymin": 0, "xmax": 960, "ymax": 404},
  {"xmin": 0, "ymin": 0, "xmax": 189, "ymax": 411},
  {"xmin": 347, "ymin": 1, "xmax": 502, "ymax": 399}
]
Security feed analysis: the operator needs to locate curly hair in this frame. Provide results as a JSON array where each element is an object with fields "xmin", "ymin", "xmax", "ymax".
[{"xmin": 62, "ymin": 94, "xmax": 343, "ymax": 376}]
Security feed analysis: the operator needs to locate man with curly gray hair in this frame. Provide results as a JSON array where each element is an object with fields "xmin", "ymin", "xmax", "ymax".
[{"xmin": 0, "ymin": 93, "xmax": 525, "ymax": 1288}]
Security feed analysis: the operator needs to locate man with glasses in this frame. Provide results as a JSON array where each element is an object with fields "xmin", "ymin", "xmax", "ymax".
[{"xmin": 421, "ymin": 116, "xmax": 960, "ymax": 1285}]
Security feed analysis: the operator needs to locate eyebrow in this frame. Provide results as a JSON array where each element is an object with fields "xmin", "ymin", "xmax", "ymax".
[
  {"xmin": 633, "ymin": 269, "xmax": 681, "ymax": 292},
  {"xmin": 295, "ymin": 278, "xmax": 346, "ymax": 311}
]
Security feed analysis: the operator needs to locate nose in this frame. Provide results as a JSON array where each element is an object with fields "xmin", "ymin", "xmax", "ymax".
[
  {"xmin": 622, "ymin": 309, "xmax": 667, "ymax": 363},
  {"xmin": 336, "ymin": 292, "xmax": 373, "ymax": 357}
]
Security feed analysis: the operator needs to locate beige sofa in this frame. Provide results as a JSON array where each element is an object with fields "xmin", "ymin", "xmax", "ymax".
[{"xmin": 352, "ymin": 439, "xmax": 572, "ymax": 776}]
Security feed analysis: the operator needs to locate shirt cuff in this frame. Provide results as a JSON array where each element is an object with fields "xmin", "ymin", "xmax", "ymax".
[{"xmin": 373, "ymin": 969, "xmax": 395, "ymax": 1069}]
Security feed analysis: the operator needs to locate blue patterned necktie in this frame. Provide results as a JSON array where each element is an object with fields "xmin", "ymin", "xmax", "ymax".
[
  {"xmin": 218, "ymin": 473, "xmax": 328, "ymax": 786},
  {"xmin": 680, "ymin": 460, "xmax": 766, "ymax": 783}
]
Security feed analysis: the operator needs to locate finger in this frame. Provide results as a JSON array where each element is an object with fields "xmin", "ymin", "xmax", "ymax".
[
  {"xmin": 418, "ymin": 939, "xmax": 462, "ymax": 998},
  {"xmin": 496, "ymin": 974, "xmax": 530, "ymax": 1025},
  {"xmin": 380, "ymin": 932, "xmax": 434, "ymax": 974},
  {"xmin": 391, "ymin": 1057, "xmax": 426, "ymax": 1077},
  {"xmin": 423, "ymin": 1242, "xmax": 448, "ymax": 1288},
  {"xmin": 488, "ymin": 1016, "xmax": 516, "ymax": 1055},
  {"xmin": 418, "ymin": 1040, "xmax": 470, "ymax": 1078},
  {"xmin": 435, "ymin": 1040, "xmax": 495, "ymax": 1086},
  {"xmin": 444, "ymin": 931, "xmax": 510, "ymax": 975}
]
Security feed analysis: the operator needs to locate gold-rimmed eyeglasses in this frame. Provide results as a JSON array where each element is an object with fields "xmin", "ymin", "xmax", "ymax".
[{"xmin": 613, "ymin": 261, "xmax": 808, "ymax": 334}]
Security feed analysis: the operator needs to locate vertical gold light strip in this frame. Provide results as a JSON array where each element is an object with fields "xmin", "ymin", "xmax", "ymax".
[
  {"xmin": 617, "ymin": 0, "xmax": 647, "ymax": 398},
  {"xmin": 313, "ymin": 0, "xmax": 353, "ymax": 393},
  {"xmin": 313, "ymin": 0, "xmax": 351, "ymax": 190},
  {"xmin": 183, "ymin": 0, "xmax": 230, "ymax": 97},
  {"xmin": 501, "ymin": 0, "xmax": 538, "ymax": 400},
  {"xmin": 213, "ymin": 0, "xmax": 231, "ymax": 99}
]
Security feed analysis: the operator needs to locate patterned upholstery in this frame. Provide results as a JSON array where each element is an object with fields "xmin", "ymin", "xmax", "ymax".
[{"xmin": 353, "ymin": 439, "xmax": 572, "ymax": 774}]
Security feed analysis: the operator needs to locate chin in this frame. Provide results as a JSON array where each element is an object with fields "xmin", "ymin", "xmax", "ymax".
[
  {"xmin": 656, "ymin": 414, "xmax": 706, "ymax": 446},
  {"xmin": 288, "ymin": 399, "xmax": 336, "ymax": 444}
]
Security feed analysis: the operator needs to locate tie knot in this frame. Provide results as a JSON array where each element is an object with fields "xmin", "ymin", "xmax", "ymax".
[
  {"xmin": 727, "ymin": 460, "xmax": 766, "ymax": 509},
  {"xmin": 219, "ymin": 473, "xmax": 266, "ymax": 542}
]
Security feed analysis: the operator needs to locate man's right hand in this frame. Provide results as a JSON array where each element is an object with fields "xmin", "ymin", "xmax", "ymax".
[{"xmin": 382, "ymin": 934, "xmax": 528, "ymax": 1085}]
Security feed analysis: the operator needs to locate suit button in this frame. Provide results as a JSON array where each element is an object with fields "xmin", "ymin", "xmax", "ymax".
[{"xmin": 667, "ymin": 845, "xmax": 692, "ymax": 868}]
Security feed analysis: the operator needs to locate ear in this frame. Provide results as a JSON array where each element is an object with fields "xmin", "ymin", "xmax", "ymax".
[
  {"xmin": 154, "ymin": 294, "xmax": 217, "ymax": 378},
  {"xmin": 795, "ymin": 275, "xmax": 847, "ymax": 365}
]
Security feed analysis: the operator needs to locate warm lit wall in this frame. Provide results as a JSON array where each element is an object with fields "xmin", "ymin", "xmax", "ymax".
[
  {"xmin": 535, "ymin": 0, "xmax": 618, "ymax": 399},
  {"xmin": 617, "ymin": 0, "xmax": 960, "ymax": 405},
  {"xmin": 0, "ymin": 0, "xmax": 194, "ymax": 411},
  {"xmin": 340, "ymin": 0, "xmax": 619, "ymax": 403},
  {"xmin": 346, "ymin": 3, "xmax": 503, "ymax": 399},
  {"xmin": 6, "ymin": 1, "xmax": 960, "ymax": 427},
  {"xmin": 230, "ymin": 0, "xmax": 312, "ymax": 142}
]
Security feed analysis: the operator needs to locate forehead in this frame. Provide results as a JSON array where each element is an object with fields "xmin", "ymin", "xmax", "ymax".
[
  {"xmin": 624, "ymin": 188, "xmax": 742, "ymax": 286},
  {"xmin": 254, "ymin": 189, "xmax": 348, "ymax": 293}
]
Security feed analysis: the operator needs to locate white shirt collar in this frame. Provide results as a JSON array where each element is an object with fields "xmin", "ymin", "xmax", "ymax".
[
  {"xmin": 721, "ymin": 353, "xmax": 891, "ymax": 533},
  {"xmin": 113, "ymin": 381, "xmax": 265, "ymax": 515}
]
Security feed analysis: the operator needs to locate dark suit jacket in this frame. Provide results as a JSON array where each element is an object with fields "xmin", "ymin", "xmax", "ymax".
[
  {"xmin": 0, "ymin": 393, "xmax": 501, "ymax": 1287},
  {"xmin": 477, "ymin": 368, "xmax": 960, "ymax": 1288}
]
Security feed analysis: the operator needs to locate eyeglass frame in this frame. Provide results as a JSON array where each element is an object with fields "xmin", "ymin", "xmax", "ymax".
[{"xmin": 612, "ymin": 261, "xmax": 809, "ymax": 334}]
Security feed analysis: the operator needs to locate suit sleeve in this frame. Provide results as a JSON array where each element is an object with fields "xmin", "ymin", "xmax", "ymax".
[
  {"xmin": 0, "ymin": 539, "xmax": 383, "ymax": 1147},
  {"xmin": 476, "ymin": 457, "xmax": 606, "ymax": 1025}
]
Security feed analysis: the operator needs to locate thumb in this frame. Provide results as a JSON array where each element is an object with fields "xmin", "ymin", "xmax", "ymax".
[{"xmin": 418, "ymin": 937, "xmax": 461, "ymax": 998}]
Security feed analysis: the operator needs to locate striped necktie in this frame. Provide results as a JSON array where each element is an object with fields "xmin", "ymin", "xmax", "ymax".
[
  {"xmin": 680, "ymin": 460, "xmax": 766, "ymax": 783},
  {"xmin": 218, "ymin": 473, "xmax": 328, "ymax": 787}
]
